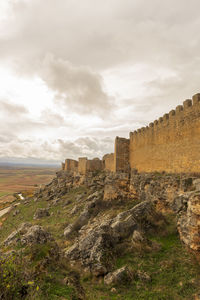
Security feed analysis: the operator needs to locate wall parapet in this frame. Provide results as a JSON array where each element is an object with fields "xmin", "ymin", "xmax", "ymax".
[
  {"xmin": 130, "ymin": 93, "xmax": 200, "ymax": 142},
  {"xmin": 62, "ymin": 93, "xmax": 200, "ymax": 174},
  {"xmin": 129, "ymin": 93, "xmax": 200, "ymax": 173}
]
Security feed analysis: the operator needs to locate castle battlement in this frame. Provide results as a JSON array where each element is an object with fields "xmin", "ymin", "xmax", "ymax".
[
  {"xmin": 130, "ymin": 94, "xmax": 200, "ymax": 140},
  {"xmin": 129, "ymin": 93, "xmax": 200, "ymax": 172},
  {"xmin": 62, "ymin": 93, "xmax": 200, "ymax": 174}
]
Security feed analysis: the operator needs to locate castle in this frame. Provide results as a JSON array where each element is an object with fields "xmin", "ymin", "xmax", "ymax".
[{"xmin": 62, "ymin": 93, "xmax": 200, "ymax": 174}]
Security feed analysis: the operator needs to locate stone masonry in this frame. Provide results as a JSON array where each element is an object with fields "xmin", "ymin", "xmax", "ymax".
[{"xmin": 62, "ymin": 93, "xmax": 200, "ymax": 175}]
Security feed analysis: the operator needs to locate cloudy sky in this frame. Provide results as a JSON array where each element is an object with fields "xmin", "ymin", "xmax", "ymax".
[{"xmin": 0, "ymin": 0, "xmax": 200, "ymax": 164}]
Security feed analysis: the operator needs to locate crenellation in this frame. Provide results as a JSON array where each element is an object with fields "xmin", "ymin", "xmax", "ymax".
[
  {"xmin": 132, "ymin": 131, "xmax": 138, "ymax": 140},
  {"xmin": 141, "ymin": 127, "xmax": 146, "ymax": 133},
  {"xmin": 62, "ymin": 92, "xmax": 200, "ymax": 174},
  {"xmin": 163, "ymin": 113, "xmax": 169, "ymax": 121},
  {"xmin": 192, "ymin": 93, "xmax": 200, "ymax": 105},
  {"xmin": 129, "ymin": 132, "xmax": 133, "ymax": 138},
  {"xmin": 154, "ymin": 120, "xmax": 158, "ymax": 126},
  {"xmin": 129, "ymin": 92, "xmax": 200, "ymax": 173},
  {"xmin": 176, "ymin": 105, "xmax": 183, "ymax": 113},
  {"xmin": 183, "ymin": 99, "xmax": 192, "ymax": 109},
  {"xmin": 169, "ymin": 109, "xmax": 175, "ymax": 118}
]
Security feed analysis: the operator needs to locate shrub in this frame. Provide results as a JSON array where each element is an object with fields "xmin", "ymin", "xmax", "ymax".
[{"xmin": 0, "ymin": 252, "xmax": 36, "ymax": 300}]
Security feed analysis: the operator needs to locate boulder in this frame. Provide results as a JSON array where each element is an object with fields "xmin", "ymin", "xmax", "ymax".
[
  {"xmin": 177, "ymin": 192, "xmax": 200, "ymax": 252},
  {"xmin": 103, "ymin": 184, "xmax": 120, "ymax": 202},
  {"xmin": 65, "ymin": 225, "xmax": 115, "ymax": 275},
  {"xmin": 21, "ymin": 225, "xmax": 54, "ymax": 245},
  {"xmin": 3, "ymin": 223, "xmax": 31, "ymax": 246},
  {"xmin": 104, "ymin": 266, "xmax": 131, "ymax": 285},
  {"xmin": 111, "ymin": 214, "xmax": 137, "ymax": 239},
  {"xmin": 64, "ymin": 224, "xmax": 75, "ymax": 239}
]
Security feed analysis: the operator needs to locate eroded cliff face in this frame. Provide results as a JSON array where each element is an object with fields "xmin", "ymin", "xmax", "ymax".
[
  {"xmin": 176, "ymin": 190, "xmax": 200, "ymax": 253},
  {"xmin": 130, "ymin": 172, "xmax": 200, "ymax": 258},
  {"xmin": 34, "ymin": 169, "xmax": 200, "ymax": 260},
  {"xmin": 1, "ymin": 169, "xmax": 199, "ymax": 299}
]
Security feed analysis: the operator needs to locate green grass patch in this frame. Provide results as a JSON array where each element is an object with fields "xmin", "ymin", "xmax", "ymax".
[{"xmin": 84, "ymin": 216, "xmax": 200, "ymax": 300}]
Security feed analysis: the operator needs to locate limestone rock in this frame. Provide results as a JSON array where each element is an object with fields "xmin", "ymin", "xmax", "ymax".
[
  {"xmin": 103, "ymin": 184, "xmax": 120, "ymax": 202},
  {"xmin": 64, "ymin": 224, "xmax": 75, "ymax": 239},
  {"xmin": 3, "ymin": 222, "xmax": 31, "ymax": 246},
  {"xmin": 111, "ymin": 214, "xmax": 137, "ymax": 239},
  {"xmin": 21, "ymin": 225, "xmax": 54, "ymax": 245},
  {"xmin": 177, "ymin": 192, "xmax": 200, "ymax": 252},
  {"xmin": 104, "ymin": 266, "xmax": 131, "ymax": 285},
  {"xmin": 70, "ymin": 205, "xmax": 79, "ymax": 215},
  {"xmin": 65, "ymin": 225, "xmax": 115, "ymax": 275}
]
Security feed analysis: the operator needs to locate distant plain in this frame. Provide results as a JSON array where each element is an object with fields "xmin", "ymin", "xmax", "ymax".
[{"xmin": 0, "ymin": 166, "xmax": 58, "ymax": 208}]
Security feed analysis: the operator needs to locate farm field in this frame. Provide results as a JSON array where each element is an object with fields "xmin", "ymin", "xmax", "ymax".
[{"xmin": 0, "ymin": 166, "xmax": 58, "ymax": 208}]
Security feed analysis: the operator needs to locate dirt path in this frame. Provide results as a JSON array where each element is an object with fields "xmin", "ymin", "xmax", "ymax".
[{"xmin": 0, "ymin": 206, "xmax": 11, "ymax": 218}]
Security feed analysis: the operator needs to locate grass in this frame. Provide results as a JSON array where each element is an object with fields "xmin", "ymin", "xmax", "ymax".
[
  {"xmin": 0, "ymin": 179, "xmax": 199, "ymax": 300},
  {"xmin": 0, "ymin": 185, "xmax": 89, "ymax": 245},
  {"xmin": 83, "ymin": 216, "xmax": 200, "ymax": 300}
]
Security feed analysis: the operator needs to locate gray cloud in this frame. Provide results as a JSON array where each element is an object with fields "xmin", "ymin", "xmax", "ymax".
[
  {"xmin": 1, "ymin": 0, "xmax": 200, "ymax": 70},
  {"xmin": 1, "ymin": 0, "xmax": 199, "ymax": 116},
  {"xmin": 1, "ymin": 0, "xmax": 200, "ymax": 162},
  {"xmin": 0, "ymin": 135, "xmax": 114, "ymax": 162},
  {"xmin": 39, "ymin": 54, "xmax": 113, "ymax": 115}
]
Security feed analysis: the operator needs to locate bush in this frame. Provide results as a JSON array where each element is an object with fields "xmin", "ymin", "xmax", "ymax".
[{"xmin": 0, "ymin": 252, "xmax": 37, "ymax": 300}]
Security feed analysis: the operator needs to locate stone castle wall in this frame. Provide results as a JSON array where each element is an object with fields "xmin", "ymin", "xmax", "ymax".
[
  {"xmin": 114, "ymin": 137, "xmax": 130, "ymax": 172},
  {"xmin": 78, "ymin": 157, "xmax": 88, "ymax": 175},
  {"xmin": 78, "ymin": 157, "xmax": 103, "ymax": 175},
  {"xmin": 102, "ymin": 153, "xmax": 115, "ymax": 172},
  {"xmin": 62, "ymin": 93, "xmax": 200, "ymax": 174},
  {"xmin": 64, "ymin": 159, "xmax": 78, "ymax": 172},
  {"xmin": 129, "ymin": 93, "xmax": 200, "ymax": 173}
]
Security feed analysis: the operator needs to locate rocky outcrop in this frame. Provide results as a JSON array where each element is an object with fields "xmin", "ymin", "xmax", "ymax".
[
  {"xmin": 65, "ymin": 199, "xmax": 165, "ymax": 275},
  {"xmin": 32, "ymin": 169, "xmax": 200, "ymax": 269},
  {"xmin": 3, "ymin": 223, "xmax": 53, "ymax": 246},
  {"xmin": 65, "ymin": 224, "xmax": 115, "ymax": 276},
  {"xmin": 21, "ymin": 225, "xmax": 54, "ymax": 245},
  {"xmin": 3, "ymin": 223, "xmax": 31, "ymax": 246},
  {"xmin": 174, "ymin": 191, "xmax": 200, "ymax": 253}
]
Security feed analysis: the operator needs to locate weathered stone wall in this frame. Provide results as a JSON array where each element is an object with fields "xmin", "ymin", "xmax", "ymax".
[
  {"xmin": 64, "ymin": 159, "xmax": 78, "ymax": 172},
  {"xmin": 114, "ymin": 137, "xmax": 130, "ymax": 172},
  {"xmin": 78, "ymin": 157, "xmax": 88, "ymax": 175},
  {"xmin": 130, "ymin": 93, "xmax": 200, "ymax": 173},
  {"xmin": 87, "ymin": 158, "xmax": 103, "ymax": 172},
  {"xmin": 103, "ymin": 153, "xmax": 115, "ymax": 172},
  {"xmin": 78, "ymin": 157, "xmax": 103, "ymax": 174}
]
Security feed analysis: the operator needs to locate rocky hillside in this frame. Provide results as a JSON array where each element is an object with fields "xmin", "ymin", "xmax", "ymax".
[{"xmin": 0, "ymin": 170, "xmax": 199, "ymax": 299}]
